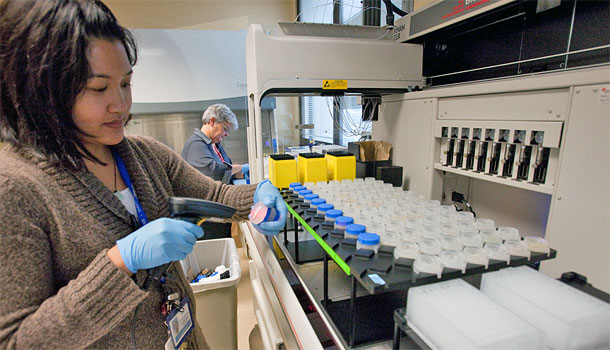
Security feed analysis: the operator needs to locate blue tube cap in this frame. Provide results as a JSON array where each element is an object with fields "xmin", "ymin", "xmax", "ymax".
[
  {"xmin": 325, "ymin": 209, "xmax": 343, "ymax": 219},
  {"xmin": 304, "ymin": 193, "xmax": 319, "ymax": 201},
  {"xmin": 311, "ymin": 198, "xmax": 326, "ymax": 206},
  {"xmin": 358, "ymin": 233, "xmax": 380, "ymax": 245},
  {"xmin": 335, "ymin": 216, "xmax": 354, "ymax": 226},
  {"xmin": 289, "ymin": 182, "xmax": 302, "ymax": 188},
  {"xmin": 345, "ymin": 224, "xmax": 366, "ymax": 235},
  {"xmin": 298, "ymin": 189, "xmax": 313, "ymax": 196},
  {"xmin": 317, "ymin": 203, "xmax": 334, "ymax": 212},
  {"xmin": 293, "ymin": 185, "xmax": 306, "ymax": 192}
]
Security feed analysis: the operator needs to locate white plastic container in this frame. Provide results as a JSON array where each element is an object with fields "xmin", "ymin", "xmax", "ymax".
[
  {"xmin": 440, "ymin": 235, "xmax": 463, "ymax": 251},
  {"xmin": 497, "ymin": 226, "xmax": 520, "ymax": 241},
  {"xmin": 456, "ymin": 211, "xmax": 475, "ymax": 224},
  {"xmin": 440, "ymin": 250, "xmax": 467, "ymax": 273},
  {"xmin": 406, "ymin": 279, "xmax": 544, "ymax": 350},
  {"xmin": 181, "ymin": 239, "xmax": 241, "ymax": 350},
  {"xmin": 401, "ymin": 227, "xmax": 421, "ymax": 243},
  {"xmin": 481, "ymin": 266, "xmax": 610, "ymax": 350},
  {"xmin": 524, "ymin": 236, "xmax": 551, "ymax": 255},
  {"xmin": 505, "ymin": 240, "xmax": 530, "ymax": 259},
  {"xmin": 381, "ymin": 231, "xmax": 401, "ymax": 246},
  {"xmin": 419, "ymin": 238, "xmax": 441, "ymax": 256},
  {"xmin": 463, "ymin": 246, "xmax": 489, "ymax": 268},
  {"xmin": 461, "ymin": 231, "xmax": 483, "ymax": 248},
  {"xmin": 394, "ymin": 241, "xmax": 419, "ymax": 260},
  {"xmin": 413, "ymin": 254, "xmax": 442, "ymax": 277},
  {"xmin": 484, "ymin": 243, "xmax": 510, "ymax": 263},
  {"xmin": 357, "ymin": 233, "xmax": 381, "ymax": 253},
  {"xmin": 439, "ymin": 222, "xmax": 459, "ymax": 237},
  {"xmin": 480, "ymin": 228, "xmax": 502, "ymax": 244},
  {"xmin": 475, "ymin": 218, "xmax": 495, "ymax": 231}
]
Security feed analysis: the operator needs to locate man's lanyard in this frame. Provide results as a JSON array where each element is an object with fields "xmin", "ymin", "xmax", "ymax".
[
  {"xmin": 111, "ymin": 148, "xmax": 149, "ymax": 227},
  {"xmin": 212, "ymin": 143, "xmax": 225, "ymax": 162}
]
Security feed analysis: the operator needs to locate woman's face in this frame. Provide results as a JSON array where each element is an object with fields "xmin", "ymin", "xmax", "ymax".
[{"xmin": 73, "ymin": 39, "xmax": 133, "ymax": 150}]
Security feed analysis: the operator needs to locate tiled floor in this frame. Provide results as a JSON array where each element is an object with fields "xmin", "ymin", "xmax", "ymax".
[{"xmin": 236, "ymin": 247, "xmax": 258, "ymax": 350}]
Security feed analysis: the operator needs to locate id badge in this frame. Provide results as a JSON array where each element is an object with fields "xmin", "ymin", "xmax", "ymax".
[{"xmin": 166, "ymin": 297, "xmax": 194, "ymax": 349}]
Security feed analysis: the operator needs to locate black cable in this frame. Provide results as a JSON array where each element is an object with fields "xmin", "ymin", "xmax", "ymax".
[
  {"xmin": 391, "ymin": 3, "xmax": 407, "ymax": 16},
  {"xmin": 132, "ymin": 304, "xmax": 140, "ymax": 350}
]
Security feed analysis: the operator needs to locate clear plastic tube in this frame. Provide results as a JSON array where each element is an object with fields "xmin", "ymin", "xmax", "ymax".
[
  {"xmin": 440, "ymin": 250, "xmax": 467, "ymax": 273},
  {"xmin": 394, "ymin": 241, "xmax": 419, "ymax": 260},
  {"xmin": 497, "ymin": 226, "xmax": 520, "ymax": 241},
  {"xmin": 413, "ymin": 254, "xmax": 443, "ymax": 278},
  {"xmin": 419, "ymin": 238, "xmax": 441, "ymax": 255}
]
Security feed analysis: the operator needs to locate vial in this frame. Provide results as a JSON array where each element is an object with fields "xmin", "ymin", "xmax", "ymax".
[
  {"xmin": 475, "ymin": 218, "xmax": 495, "ymax": 230},
  {"xmin": 401, "ymin": 227, "xmax": 422, "ymax": 243},
  {"xmin": 317, "ymin": 203, "xmax": 334, "ymax": 215},
  {"xmin": 413, "ymin": 254, "xmax": 443, "ymax": 278},
  {"xmin": 344, "ymin": 224, "xmax": 366, "ymax": 240},
  {"xmin": 441, "ymin": 235, "xmax": 463, "ymax": 251},
  {"xmin": 394, "ymin": 241, "xmax": 419, "ymax": 260},
  {"xmin": 310, "ymin": 198, "xmax": 326, "ymax": 209},
  {"xmin": 505, "ymin": 240, "xmax": 530, "ymax": 259},
  {"xmin": 440, "ymin": 250, "xmax": 467, "ymax": 273},
  {"xmin": 419, "ymin": 238, "xmax": 441, "ymax": 255},
  {"xmin": 524, "ymin": 236, "xmax": 550, "ymax": 255},
  {"xmin": 357, "ymin": 233, "xmax": 381, "ymax": 253},
  {"xmin": 298, "ymin": 189, "xmax": 312, "ymax": 198},
  {"xmin": 480, "ymin": 228, "xmax": 502, "ymax": 244},
  {"xmin": 303, "ymin": 193, "xmax": 319, "ymax": 203},
  {"xmin": 497, "ymin": 226, "xmax": 520, "ymax": 241},
  {"xmin": 421, "ymin": 225, "xmax": 441, "ymax": 240},
  {"xmin": 439, "ymin": 222, "xmax": 460, "ymax": 237},
  {"xmin": 325, "ymin": 209, "xmax": 343, "ymax": 222},
  {"xmin": 463, "ymin": 246, "xmax": 489, "ymax": 268},
  {"xmin": 249, "ymin": 202, "xmax": 279, "ymax": 225},
  {"xmin": 460, "ymin": 232, "xmax": 483, "ymax": 248},
  {"xmin": 335, "ymin": 216, "xmax": 354, "ymax": 230},
  {"xmin": 381, "ymin": 231, "xmax": 401, "ymax": 246},
  {"xmin": 289, "ymin": 182, "xmax": 302, "ymax": 189},
  {"xmin": 456, "ymin": 211, "xmax": 475, "ymax": 224},
  {"xmin": 484, "ymin": 243, "xmax": 510, "ymax": 263},
  {"xmin": 293, "ymin": 185, "xmax": 306, "ymax": 193}
]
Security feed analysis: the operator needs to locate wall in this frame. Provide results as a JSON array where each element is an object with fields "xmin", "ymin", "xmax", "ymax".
[{"xmin": 104, "ymin": 0, "xmax": 296, "ymax": 30}]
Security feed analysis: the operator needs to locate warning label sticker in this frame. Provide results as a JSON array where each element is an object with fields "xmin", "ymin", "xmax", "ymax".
[{"xmin": 322, "ymin": 80, "xmax": 348, "ymax": 90}]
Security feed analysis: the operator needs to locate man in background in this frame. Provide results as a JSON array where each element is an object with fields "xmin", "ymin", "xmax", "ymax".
[
  {"xmin": 182, "ymin": 103, "xmax": 249, "ymax": 184},
  {"xmin": 182, "ymin": 104, "xmax": 250, "ymax": 239}
]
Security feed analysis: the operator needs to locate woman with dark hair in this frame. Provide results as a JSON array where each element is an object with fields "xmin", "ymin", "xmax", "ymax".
[{"xmin": 0, "ymin": 1, "xmax": 286, "ymax": 349}]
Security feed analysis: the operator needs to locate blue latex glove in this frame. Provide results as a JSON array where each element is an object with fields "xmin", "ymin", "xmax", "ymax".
[
  {"xmin": 240, "ymin": 163, "xmax": 249, "ymax": 176},
  {"xmin": 116, "ymin": 217, "xmax": 204, "ymax": 274},
  {"xmin": 252, "ymin": 180, "xmax": 287, "ymax": 235}
]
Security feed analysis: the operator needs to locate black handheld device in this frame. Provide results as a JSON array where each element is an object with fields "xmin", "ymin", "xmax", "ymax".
[{"xmin": 142, "ymin": 197, "xmax": 237, "ymax": 290}]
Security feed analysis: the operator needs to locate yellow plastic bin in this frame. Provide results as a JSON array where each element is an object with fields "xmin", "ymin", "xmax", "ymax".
[
  {"xmin": 269, "ymin": 154, "xmax": 298, "ymax": 188},
  {"xmin": 325, "ymin": 151, "xmax": 356, "ymax": 181},
  {"xmin": 297, "ymin": 152, "xmax": 327, "ymax": 183},
  {"xmin": 180, "ymin": 238, "xmax": 241, "ymax": 350}
]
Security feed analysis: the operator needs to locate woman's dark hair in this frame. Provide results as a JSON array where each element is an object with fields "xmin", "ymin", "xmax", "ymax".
[{"xmin": 0, "ymin": 0, "xmax": 137, "ymax": 170}]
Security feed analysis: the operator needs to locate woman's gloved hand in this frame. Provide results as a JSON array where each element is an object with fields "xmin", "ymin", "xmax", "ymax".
[
  {"xmin": 116, "ymin": 218, "xmax": 204, "ymax": 274},
  {"xmin": 253, "ymin": 180, "xmax": 287, "ymax": 235},
  {"xmin": 240, "ymin": 163, "xmax": 249, "ymax": 176}
]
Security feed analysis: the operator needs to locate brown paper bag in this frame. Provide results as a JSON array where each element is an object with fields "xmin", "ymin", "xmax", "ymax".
[{"xmin": 355, "ymin": 141, "xmax": 392, "ymax": 161}]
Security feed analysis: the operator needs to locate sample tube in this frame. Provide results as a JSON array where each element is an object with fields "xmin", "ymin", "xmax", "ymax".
[
  {"xmin": 310, "ymin": 198, "xmax": 326, "ymax": 209},
  {"xmin": 344, "ymin": 224, "xmax": 366, "ymax": 240},
  {"xmin": 249, "ymin": 202, "xmax": 279, "ymax": 225},
  {"xmin": 303, "ymin": 193, "xmax": 319, "ymax": 203},
  {"xmin": 317, "ymin": 203, "xmax": 334, "ymax": 215},
  {"xmin": 325, "ymin": 209, "xmax": 344, "ymax": 222},
  {"xmin": 357, "ymin": 233, "xmax": 381, "ymax": 253},
  {"xmin": 335, "ymin": 216, "xmax": 354, "ymax": 230}
]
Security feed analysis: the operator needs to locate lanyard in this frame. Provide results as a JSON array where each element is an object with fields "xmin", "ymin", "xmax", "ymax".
[{"xmin": 111, "ymin": 148, "xmax": 149, "ymax": 227}]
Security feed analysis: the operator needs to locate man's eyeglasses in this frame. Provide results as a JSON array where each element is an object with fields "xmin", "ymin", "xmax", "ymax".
[{"xmin": 220, "ymin": 123, "xmax": 230, "ymax": 135}]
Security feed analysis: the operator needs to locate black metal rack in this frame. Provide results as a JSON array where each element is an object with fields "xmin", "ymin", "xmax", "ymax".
[{"xmin": 280, "ymin": 188, "xmax": 557, "ymax": 348}]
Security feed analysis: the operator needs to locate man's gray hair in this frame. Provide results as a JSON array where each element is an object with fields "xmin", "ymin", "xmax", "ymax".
[{"xmin": 201, "ymin": 104, "xmax": 238, "ymax": 130}]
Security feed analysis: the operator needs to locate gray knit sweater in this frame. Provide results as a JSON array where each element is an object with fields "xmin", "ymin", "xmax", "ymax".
[{"xmin": 0, "ymin": 136, "xmax": 257, "ymax": 349}]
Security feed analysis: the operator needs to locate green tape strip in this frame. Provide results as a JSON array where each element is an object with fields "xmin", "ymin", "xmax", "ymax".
[{"xmin": 285, "ymin": 201, "xmax": 351, "ymax": 275}]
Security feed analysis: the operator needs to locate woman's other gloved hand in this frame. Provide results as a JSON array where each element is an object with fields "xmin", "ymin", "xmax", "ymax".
[
  {"xmin": 116, "ymin": 218, "xmax": 204, "ymax": 274},
  {"xmin": 240, "ymin": 163, "xmax": 249, "ymax": 176},
  {"xmin": 252, "ymin": 180, "xmax": 287, "ymax": 235}
]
